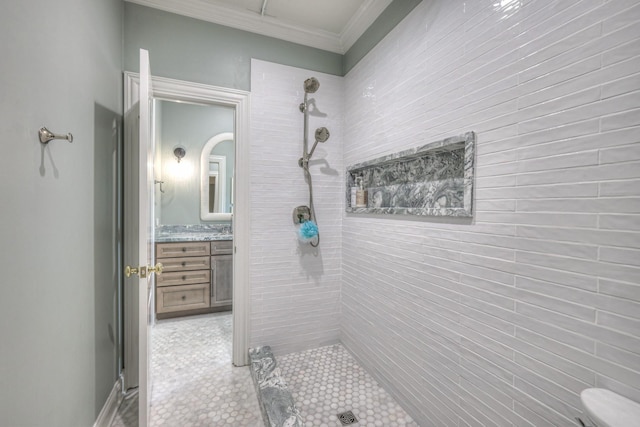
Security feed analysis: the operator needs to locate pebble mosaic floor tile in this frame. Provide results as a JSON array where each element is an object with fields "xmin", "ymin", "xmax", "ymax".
[
  {"xmin": 278, "ymin": 344, "xmax": 418, "ymax": 427},
  {"xmin": 111, "ymin": 312, "xmax": 263, "ymax": 427}
]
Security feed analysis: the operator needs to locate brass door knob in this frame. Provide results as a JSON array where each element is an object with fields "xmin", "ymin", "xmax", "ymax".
[
  {"xmin": 125, "ymin": 265, "xmax": 138, "ymax": 278},
  {"xmin": 125, "ymin": 263, "xmax": 163, "ymax": 278},
  {"xmin": 148, "ymin": 263, "xmax": 163, "ymax": 275}
]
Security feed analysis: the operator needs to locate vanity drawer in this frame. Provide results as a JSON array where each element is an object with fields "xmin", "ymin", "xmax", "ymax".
[
  {"xmin": 211, "ymin": 240, "xmax": 233, "ymax": 255},
  {"xmin": 156, "ymin": 270, "xmax": 210, "ymax": 287},
  {"xmin": 156, "ymin": 241, "xmax": 210, "ymax": 258},
  {"xmin": 159, "ymin": 256, "xmax": 210, "ymax": 272},
  {"xmin": 156, "ymin": 283, "xmax": 210, "ymax": 313}
]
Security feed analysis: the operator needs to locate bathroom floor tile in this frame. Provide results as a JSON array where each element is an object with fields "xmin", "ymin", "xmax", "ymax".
[
  {"xmin": 111, "ymin": 312, "xmax": 263, "ymax": 427},
  {"xmin": 278, "ymin": 344, "xmax": 418, "ymax": 427}
]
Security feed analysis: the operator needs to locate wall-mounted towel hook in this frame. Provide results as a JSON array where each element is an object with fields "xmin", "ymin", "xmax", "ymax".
[
  {"xmin": 154, "ymin": 180, "xmax": 165, "ymax": 193},
  {"xmin": 39, "ymin": 127, "xmax": 73, "ymax": 144}
]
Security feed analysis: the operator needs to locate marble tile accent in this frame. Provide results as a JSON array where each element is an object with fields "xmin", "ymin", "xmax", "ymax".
[
  {"xmin": 249, "ymin": 346, "xmax": 303, "ymax": 427},
  {"xmin": 111, "ymin": 313, "xmax": 262, "ymax": 427},
  {"xmin": 346, "ymin": 132, "xmax": 475, "ymax": 217},
  {"xmin": 155, "ymin": 224, "xmax": 233, "ymax": 242},
  {"xmin": 278, "ymin": 344, "xmax": 418, "ymax": 426}
]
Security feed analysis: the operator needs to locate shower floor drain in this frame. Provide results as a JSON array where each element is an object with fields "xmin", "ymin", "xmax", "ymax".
[{"xmin": 337, "ymin": 410, "xmax": 358, "ymax": 425}]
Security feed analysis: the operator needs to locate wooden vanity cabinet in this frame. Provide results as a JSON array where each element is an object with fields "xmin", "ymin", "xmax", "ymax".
[
  {"xmin": 211, "ymin": 240, "xmax": 233, "ymax": 308},
  {"xmin": 154, "ymin": 239, "xmax": 233, "ymax": 318},
  {"xmin": 155, "ymin": 241, "xmax": 211, "ymax": 316}
]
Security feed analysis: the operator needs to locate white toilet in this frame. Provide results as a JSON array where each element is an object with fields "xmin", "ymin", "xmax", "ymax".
[{"xmin": 580, "ymin": 388, "xmax": 640, "ymax": 427}]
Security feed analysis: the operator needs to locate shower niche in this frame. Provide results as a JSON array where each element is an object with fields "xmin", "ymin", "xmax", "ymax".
[{"xmin": 345, "ymin": 132, "xmax": 475, "ymax": 217}]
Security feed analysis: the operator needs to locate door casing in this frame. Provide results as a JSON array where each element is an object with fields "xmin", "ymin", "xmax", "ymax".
[{"xmin": 122, "ymin": 73, "xmax": 251, "ymax": 392}]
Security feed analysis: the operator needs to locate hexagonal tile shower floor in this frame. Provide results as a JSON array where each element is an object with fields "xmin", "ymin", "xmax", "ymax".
[
  {"xmin": 278, "ymin": 344, "xmax": 418, "ymax": 427},
  {"xmin": 110, "ymin": 314, "xmax": 417, "ymax": 426},
  {"xmin": 110, "ymin": 312, "xmax": 263, "ymax": 427}
]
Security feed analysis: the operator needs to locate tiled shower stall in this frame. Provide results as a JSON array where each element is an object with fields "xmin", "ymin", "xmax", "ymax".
[{"xmin": 249, "ymin": 0, "xmax": 640, "ymax": 426}]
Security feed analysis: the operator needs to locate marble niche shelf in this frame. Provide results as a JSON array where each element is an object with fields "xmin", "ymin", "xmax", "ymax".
[{"xmin": 345, "ymin": 131, "xmax": 475, "ymax": 217}]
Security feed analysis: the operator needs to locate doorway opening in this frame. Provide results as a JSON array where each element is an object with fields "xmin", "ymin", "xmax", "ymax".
[{"xmin": 121, "ymin": 72, "xmax": 250, "ymax": 403}]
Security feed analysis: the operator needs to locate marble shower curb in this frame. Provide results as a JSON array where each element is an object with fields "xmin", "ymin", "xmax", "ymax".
[{"xmin": 249, "ymin": 346, "xmax": 303, "ymax": 427}]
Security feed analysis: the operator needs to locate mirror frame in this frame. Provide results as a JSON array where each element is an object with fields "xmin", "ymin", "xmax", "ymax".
[{"xmin": 200, "ymin": 132, "xmax": 233, "ymax": 220}]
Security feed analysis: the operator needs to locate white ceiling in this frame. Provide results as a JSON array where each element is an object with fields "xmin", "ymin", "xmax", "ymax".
[{"xmin": 126, "ymin": 0, "xmax": 394, "ymax": 53}]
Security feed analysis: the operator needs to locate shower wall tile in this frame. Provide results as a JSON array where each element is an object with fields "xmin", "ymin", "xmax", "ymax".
[
  {"xmin": 249, "ymin": 59, "xmax": 343, "ymax": 356},
  {"xmin": 342, "ymin": 0, "xmax": 640, "ymax": 426}
]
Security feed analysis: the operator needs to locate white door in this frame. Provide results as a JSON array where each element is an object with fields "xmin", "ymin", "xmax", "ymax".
[{"xmin": 123, "ymin": 48, "xmax": 155, "ymax": 427}]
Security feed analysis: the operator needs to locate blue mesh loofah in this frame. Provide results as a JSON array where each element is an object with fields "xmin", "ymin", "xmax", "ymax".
[{"xmin": 298, "ymin": 220, "xmax": 319, "ymax": 242}]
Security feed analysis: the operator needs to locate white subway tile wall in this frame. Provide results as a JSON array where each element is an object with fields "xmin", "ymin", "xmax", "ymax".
[
  {"xmin": 250, "ymin": 60, "xmax": 344, "ymax": 355},
  {"xmin": 342, "ymin": 0, "xmax": 640, "ymax": 426}
]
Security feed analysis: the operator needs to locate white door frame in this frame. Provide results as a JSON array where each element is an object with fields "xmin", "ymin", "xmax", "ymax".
[{"xmin": 123, "ymin": 72, "xmax": 251, "ymax": 375}]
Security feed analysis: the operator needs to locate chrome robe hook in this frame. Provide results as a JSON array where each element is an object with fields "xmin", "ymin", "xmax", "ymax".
[{"xmin": 39, "ymin": 127, "xmax": 73, "ymax": 144}]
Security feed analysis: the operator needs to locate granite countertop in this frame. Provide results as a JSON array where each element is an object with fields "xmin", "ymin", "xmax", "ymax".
[
  {"xmin": 155, "ymin": 233, "xmax": 232, "ymax": 242},
  {"xmin": 155, "ymin": 224, "xmax": 232, "ymax": 243}
]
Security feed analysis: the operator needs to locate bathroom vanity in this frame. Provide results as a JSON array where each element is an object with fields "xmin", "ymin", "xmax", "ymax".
[{"xmin": 155, "ymin": 235, "xmax": 233, "ymax": 319}]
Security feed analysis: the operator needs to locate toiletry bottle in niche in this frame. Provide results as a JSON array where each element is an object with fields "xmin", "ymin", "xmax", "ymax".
[
  {"xmin": 355, "ymin": 175, "xmax": 367, "ymax": 207},
  {"xmin": 350, "ymin": 185, "xmax": 357, "ymax": 208}
]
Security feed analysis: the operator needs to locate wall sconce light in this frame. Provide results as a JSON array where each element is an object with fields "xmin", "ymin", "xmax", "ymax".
[{"xmin": 174, "ymin": 146, "xmax": 186, "ymax": 163}]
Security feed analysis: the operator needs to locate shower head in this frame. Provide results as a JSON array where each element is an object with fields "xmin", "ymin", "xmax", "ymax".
[
  {"xmin": 308, "ymin": 127, "xmax": 330, "ymax": 159},
  {"xmin": 304, "ymin": 77, "xmax": 320, "ymax": 94},
  {"xmin": 314, "ymin": 127, "xmax": 330, "ymax": 143}
]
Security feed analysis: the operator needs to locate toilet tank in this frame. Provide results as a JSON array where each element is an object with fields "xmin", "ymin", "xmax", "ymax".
[{"xmin": 581, "ymin": 388, "xmax": 640, "ymax": 427}]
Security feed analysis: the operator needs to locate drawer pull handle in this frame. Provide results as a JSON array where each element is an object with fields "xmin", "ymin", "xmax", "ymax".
[
  {"xmin": 181, "ymin": 295, "xmax": 186, "ymax": 300},
  {"xmin": 182, "ymin": 275, "xmax": 187, "ymax": 281},
  {"xmin": 182, "ymin": 247, "xmax": 186, "ymax": 252},
  {"xmin": 181, "ymin": 262, "xmax": 186, "ymax": 267}
]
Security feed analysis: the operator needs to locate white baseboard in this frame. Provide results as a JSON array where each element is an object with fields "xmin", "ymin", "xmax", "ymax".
[{"xmin": 94, "ymin": 378, "xmax": 123, "ymax": 427}]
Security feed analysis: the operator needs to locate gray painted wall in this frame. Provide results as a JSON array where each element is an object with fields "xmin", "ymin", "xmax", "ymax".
[
  {"xmin": 157, "ymin": 100, "xmax": 234, "ymax": 225},
  {"xmin": 343, "ymin": 0, "xmax": 422, "ymax": 74},
  {"xmin": 124, "ymin": 2, "xmax": 343, "ymax": 91},
  {"xmin": 0, "ymin": 0, "xmax": 123, "ymax": 426},
  {"xmin": 124, "ymin": 1, "xmax": 420, "ymax": 89}
]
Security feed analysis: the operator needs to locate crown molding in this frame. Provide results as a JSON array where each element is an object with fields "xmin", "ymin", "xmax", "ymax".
[
  {"xmin": 126, "ymin": 0, "xmax": 392, "ymax": 54},
  {"xmin": 126, "ymin": 0, "xmax": 342, "ymax": 53},
  {"xmin": 340, "ymin": 0, "xmax": 393, "ymax": 52}
]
